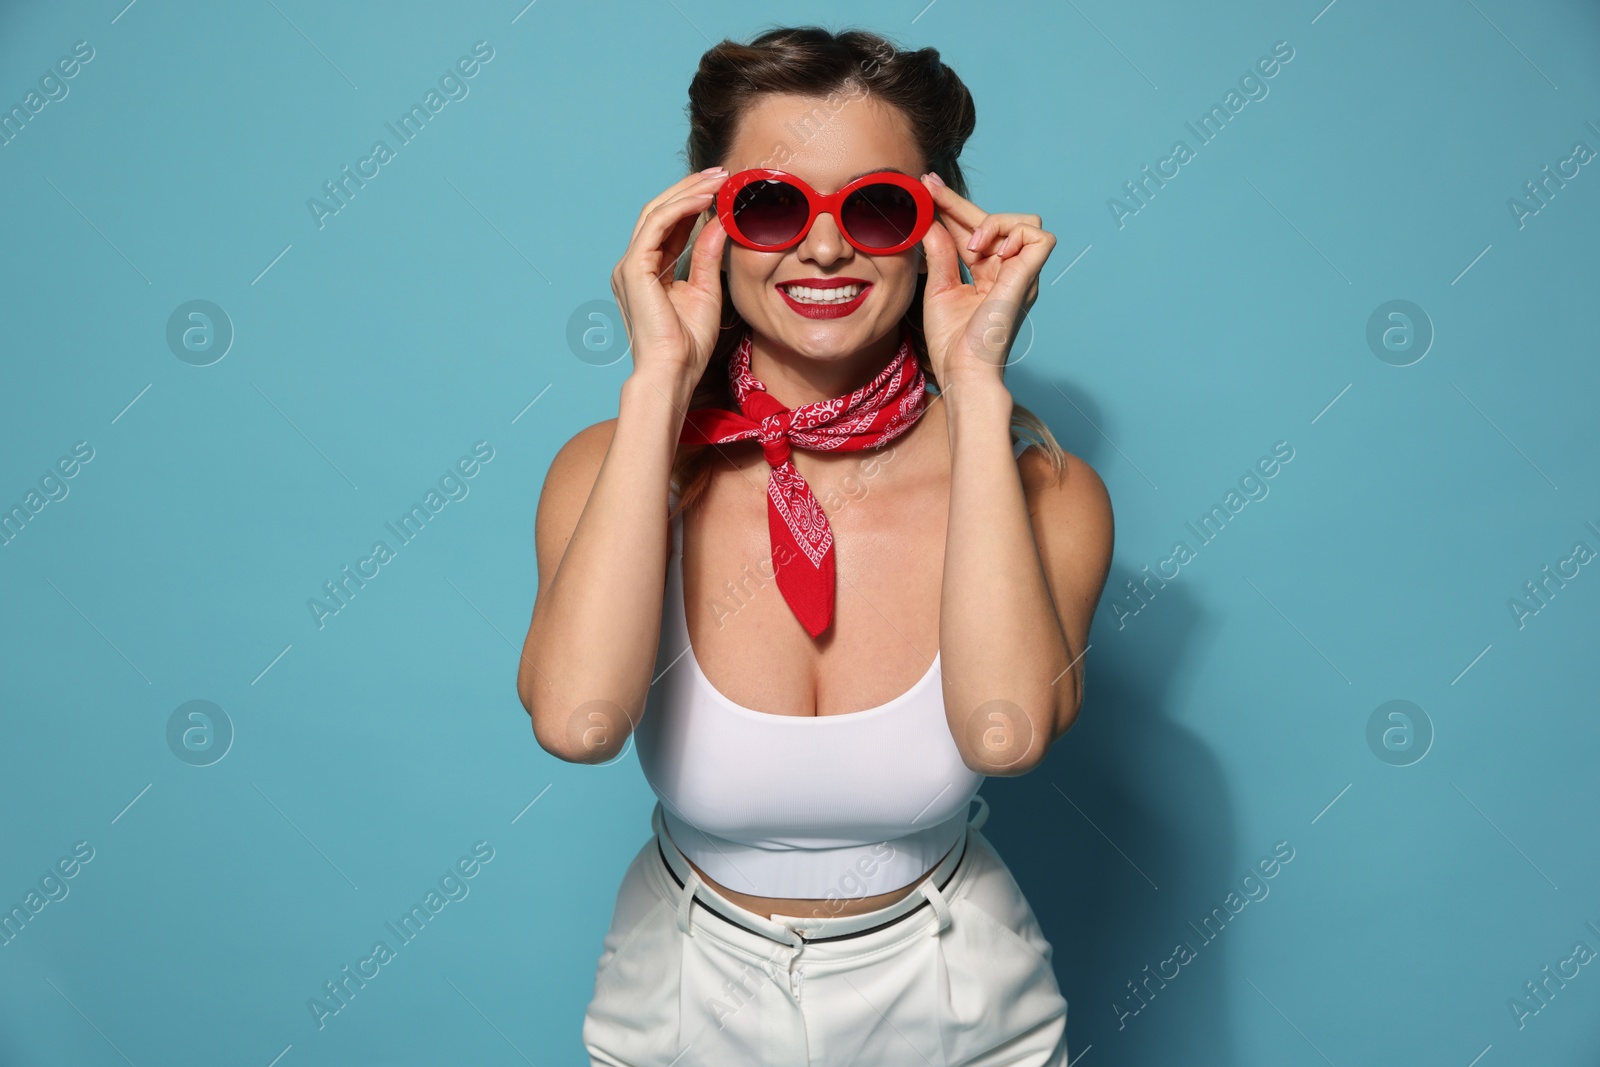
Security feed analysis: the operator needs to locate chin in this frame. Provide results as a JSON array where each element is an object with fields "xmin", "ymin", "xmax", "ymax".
[{"xmin": 775, "ymin": 320, "xmax": 879, "ymax": 360}]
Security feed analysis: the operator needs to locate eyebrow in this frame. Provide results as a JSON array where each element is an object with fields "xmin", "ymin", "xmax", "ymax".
[{"xmin": 843, "ymin": 166, "xmax": 910, "ymax": 183}]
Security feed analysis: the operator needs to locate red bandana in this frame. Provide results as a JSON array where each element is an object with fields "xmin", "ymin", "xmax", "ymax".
[{"xmin": 678, "ymin": 327, "xmax": 930, "ymax": 638}]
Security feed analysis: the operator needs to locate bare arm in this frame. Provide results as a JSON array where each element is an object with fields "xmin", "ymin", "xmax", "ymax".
[
  {"xmin": 940, "ymin": 379, "xmax": 1113, "ymax": 775},
  {"xmin": 517, "ymin": 168, "xmax": 729, "ymax": 763},
  {"xmin": 918, "ymin": 173, "xmax": 1115, "ymax": 775},
  {"xmin": 516, "ymin": 379, "xmax": 684, "ymax": 762}
]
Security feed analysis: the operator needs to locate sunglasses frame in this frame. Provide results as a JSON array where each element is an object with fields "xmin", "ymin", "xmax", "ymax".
[{"xmin": 715, "ymin": 168, "xmax": 935, "ymax": 255}]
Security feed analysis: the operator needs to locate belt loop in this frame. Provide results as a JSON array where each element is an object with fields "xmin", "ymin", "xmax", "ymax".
[
  {"xmin": 920, "ymin": 875, "xmax": 953, "ymax": 935},
  {"xmin": 967, "ymin": 794, "xmax": 990, "ymax": 831},
  {"xmin": 676, "ymin": 869, "xmax": 701, "ymax": 935}
]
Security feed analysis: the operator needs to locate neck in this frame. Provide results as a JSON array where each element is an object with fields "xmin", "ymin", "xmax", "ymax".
[{"xmin": 745, "ymin": 326, "xmax": 905, "ymax": 408}]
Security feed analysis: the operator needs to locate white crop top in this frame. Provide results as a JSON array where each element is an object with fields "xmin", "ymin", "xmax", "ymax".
[{"xmin": 632, "ymin": 437, "xmax": 1030, "ymax": 900}]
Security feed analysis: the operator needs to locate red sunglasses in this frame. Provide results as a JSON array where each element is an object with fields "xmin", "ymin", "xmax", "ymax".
[{"xmin": 715, "ymin": 169, "xmax": 935, "ymax": 255}]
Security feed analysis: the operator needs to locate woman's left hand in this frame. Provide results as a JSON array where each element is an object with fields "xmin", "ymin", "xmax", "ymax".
[{"xmin": 918, "ymin": 173, "xmax": 1056, "ymax": 388}]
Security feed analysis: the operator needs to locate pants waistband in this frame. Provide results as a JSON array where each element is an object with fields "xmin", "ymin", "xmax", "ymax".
[{"xmin": 650, "ymin": 796, "xmax": 990, "ymax": 948}]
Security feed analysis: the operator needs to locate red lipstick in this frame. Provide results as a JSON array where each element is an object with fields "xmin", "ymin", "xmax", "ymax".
[{"xmin": 775, "ymin": 277, "xmax": 872, "ymax": 319}]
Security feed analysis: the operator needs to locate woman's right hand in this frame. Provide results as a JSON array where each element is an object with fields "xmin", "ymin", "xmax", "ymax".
[{"xmin": 610, "ymin": 168, "xmax": 730, "ymax": 387}]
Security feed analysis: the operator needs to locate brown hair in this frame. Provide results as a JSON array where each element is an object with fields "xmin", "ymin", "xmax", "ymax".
[{"xmin": 669, "ymin": 25, "xmax": 1067, "ymax": 519}]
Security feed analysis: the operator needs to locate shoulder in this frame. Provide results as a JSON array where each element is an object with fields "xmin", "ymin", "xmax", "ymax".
[
  {"xmin": 533, "ymin": 419, "xmax": 618, "ymax": 581},
  {"xmin": 539, "ymin": 418, "xmax": 616, "ymax": 513},
  {"xmin": 1015, "ymin": 441, "xmax": 1114, "ymax": 556}
]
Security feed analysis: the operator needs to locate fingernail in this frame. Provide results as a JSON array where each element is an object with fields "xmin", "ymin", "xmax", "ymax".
[
  {"xmin": 702, "ymin": 166, "xmax": 728, "ymax": 175},
  {"xmin": 926, "ymin": 171, "xmax": 947, "ymax": 187},
  {"xmin": 967, "ymin": 228, "xmax": 981, "ymax": 252}
]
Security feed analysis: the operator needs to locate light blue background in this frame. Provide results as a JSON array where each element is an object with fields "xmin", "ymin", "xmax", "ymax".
[{"xmin": 2, "ymin": 0, "xmax": 1597, "ymax": 1063}]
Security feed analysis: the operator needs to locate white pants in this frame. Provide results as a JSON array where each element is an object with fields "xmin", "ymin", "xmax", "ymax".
[{"xmin": 583, "ymin": 798, "xmax": 1070, "ymax": 1066}]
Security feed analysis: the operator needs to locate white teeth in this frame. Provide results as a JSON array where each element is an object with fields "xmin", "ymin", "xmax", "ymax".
[{"xmin": 782, "ymin": 283, "xmax": 865, "ymax": 304}]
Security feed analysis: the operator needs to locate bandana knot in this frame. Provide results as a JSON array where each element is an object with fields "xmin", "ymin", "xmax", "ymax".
[{"xmin": 757, "ymin": 414, "xmax": 792, "ymax": 466}]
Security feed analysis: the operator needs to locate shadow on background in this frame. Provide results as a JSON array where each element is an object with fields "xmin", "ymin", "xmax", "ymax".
[{"xmin": 980, "ymin": 366, "xmax": 1238, "ymax": 1063}]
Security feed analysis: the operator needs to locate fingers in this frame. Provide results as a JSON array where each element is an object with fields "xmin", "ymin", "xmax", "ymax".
[
  {"xmin": 656, "ymin": 208, "xmax": 703, "ymax": 282},
  {"xmin": 967, "ymin": 213, "xmax": 1044, "ymax": 257},
  {"xmin": 684, "ymin": 213, "xmax": 727, "ymax": 294},
  {"xmin": 919, "ymin": 176, "xmax": 1047, "ymax": 273},
  {"xmin": 919, "ymin": 216, "xmax": 965, "ymax": 297},
  {"xmin": 921, "ymin": 173, "xmax": 987, "ymax": 233},
  {"xmin": 629, "ymin": 167, "xmax": 728, "ymax": 247},
  {"xmin": 984, "ymin": 225, "xmax": 1056, "ymax": 310},
  {"xmin": 621, "ymin": 178, "xmax": 727, "ymax": 286}
]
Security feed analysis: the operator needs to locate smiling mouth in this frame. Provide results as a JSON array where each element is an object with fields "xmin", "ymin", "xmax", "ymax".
[{"xmin": 776, "ymin": 281, "xmax": 870, "ymax": 305}]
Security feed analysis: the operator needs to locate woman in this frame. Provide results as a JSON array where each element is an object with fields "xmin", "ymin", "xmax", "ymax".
[{"xmin": 518, "ymin": 26, "xmax": 1114, "ymax": 1066}]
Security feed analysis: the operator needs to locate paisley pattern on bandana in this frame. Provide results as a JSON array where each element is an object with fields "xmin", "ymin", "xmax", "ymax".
[{"xmin": 677, "ymin": 326, "xmax": 930, "ymax": 638}]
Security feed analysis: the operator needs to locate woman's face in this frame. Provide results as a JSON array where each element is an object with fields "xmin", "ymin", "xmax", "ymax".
[{"xmin": 719, "ymin": 92, "xmax": 928, "ymax": 364}]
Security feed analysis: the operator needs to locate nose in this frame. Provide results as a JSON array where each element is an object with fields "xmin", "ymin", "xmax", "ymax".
[{"xmin": 795, "ymin": 209, "xmax": 853, "ymax": 269}]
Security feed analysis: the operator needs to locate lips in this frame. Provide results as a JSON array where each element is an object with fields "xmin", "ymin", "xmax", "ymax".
[{"xmin": 775, "ymin": 277, "xmax": 872, "ymax": 319}]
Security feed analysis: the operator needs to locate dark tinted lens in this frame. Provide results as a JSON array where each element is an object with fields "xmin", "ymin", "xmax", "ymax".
[
  {"xmin": 840, "ymin": 183, "xmax": 918, "ymax": 249},
  {"xmin": 733, "ymin": 180, "xmax": 809, "ymax": 246}
]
